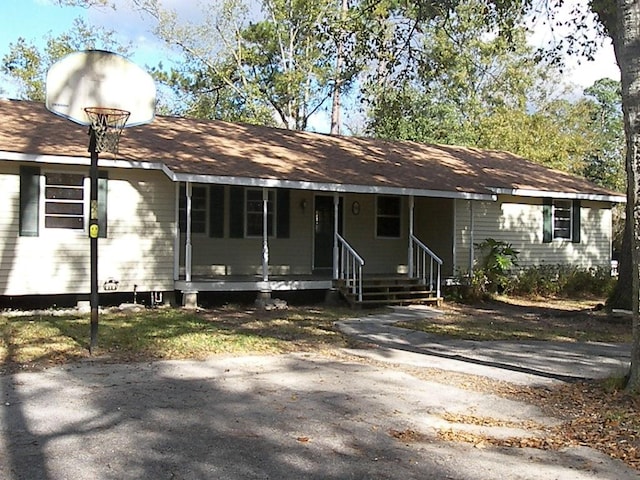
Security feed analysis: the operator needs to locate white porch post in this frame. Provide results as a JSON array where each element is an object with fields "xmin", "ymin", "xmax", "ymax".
[
  {"xmin": 185, "ymin": 182, "xmax": 193, "ymax": 282},
  {"xmin": 173, "ymin": 182, "xmax": 180, "ymax": 281},
  {"xmin": 333, "ymin": 193, "xmax": 339, "ymax": 279},
  {"xmin": 262, "ymin": 187, "xmax": 269, "ymax": 282},
  {"xmin": 408, "ymin": 195, "xmax": 415, "ymax": 277}
]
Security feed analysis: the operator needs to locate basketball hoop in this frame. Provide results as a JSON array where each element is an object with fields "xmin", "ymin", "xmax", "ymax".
[{"xmin": 84, "ymin": 107, "xmax": 131, "ymax": 154}]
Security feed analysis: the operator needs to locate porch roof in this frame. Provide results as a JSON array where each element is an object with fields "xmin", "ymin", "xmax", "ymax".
[{"xmin": 0, "ymin": 99, "xmax": 624, "ymax": 202}]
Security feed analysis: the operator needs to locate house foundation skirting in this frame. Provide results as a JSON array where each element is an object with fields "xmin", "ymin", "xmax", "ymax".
[{"xmin": 175, "ymin": 278, "xmax": 332, "ymax": 293}]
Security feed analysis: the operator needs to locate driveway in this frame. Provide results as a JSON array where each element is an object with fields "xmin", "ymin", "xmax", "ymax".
[{"xmin": 0, "ymin": 306, "xmax": 637, "ymax": 480}]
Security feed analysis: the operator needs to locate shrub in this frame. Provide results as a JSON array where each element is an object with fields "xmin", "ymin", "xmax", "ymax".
[
  {"xmin": 448, "ymin": 264, "xmax": 616, "ymax": 302},
  {"xmin": 511, "ymin": 264, "xmax": 616, "ymax": 298},
  {"xmin": 474, "ymin": 238, "xmax": 519, "ymax": 294}
]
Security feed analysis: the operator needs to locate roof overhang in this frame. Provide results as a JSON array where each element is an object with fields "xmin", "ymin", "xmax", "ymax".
[
  {"xmin": 489, "ymin": 187, "xmax": 626, "ymax": 203},
  {"xmin": 6, "ymin": 151, "xmax": 620, "ymax": 203},
  {"xmin": 170, "ymin": 172, "xmax": 497, "ymax": 201}
]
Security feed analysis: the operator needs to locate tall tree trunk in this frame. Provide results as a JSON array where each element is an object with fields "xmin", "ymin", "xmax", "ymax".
[
  {"xmin": 615, "ymin": 0, "xmax": 640, "ymax": 392},
  {"xmin": 330, "ymin": 0, "xmax": 348, "ymax": 135},
  {"xmin": 608, "ymin": 208, "xmax": 632, "ymax": 310}
]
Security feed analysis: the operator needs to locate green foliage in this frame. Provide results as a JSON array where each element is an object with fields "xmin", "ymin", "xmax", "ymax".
[
  {"xmin": 144, "ymin": 0, "xmax": 352, "ymax": 128},
  {"xmin": 1, "ymin": 18, "xmax": 131, "ymax": 102},
  {"xmin": 474, "ymin": 238, "xmax": 520, "ymax": 294},
  {"xmin": 581, "ymin": 78, "xmax": 625, "ymax": 192},
  {"xmin": 511, "ymin": 264, "xmax": 617, "ymax": 298},
  {"xmin": 364, "ymin": 1, "xmax": 625, "ymax": 191}
]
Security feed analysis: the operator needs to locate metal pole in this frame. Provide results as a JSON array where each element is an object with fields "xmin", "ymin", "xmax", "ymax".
[{"xmin": 88, "ymin": 128, "xmax": 99, "ymax": 354}]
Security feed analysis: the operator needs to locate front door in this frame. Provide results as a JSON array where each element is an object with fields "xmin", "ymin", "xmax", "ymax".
[{"xmin": 314, "ymin": 195, "xmax": 343, "ymax": 272}]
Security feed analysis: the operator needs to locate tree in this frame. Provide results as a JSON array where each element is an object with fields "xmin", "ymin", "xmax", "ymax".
[
  {"xmin": 1, "ymin": 18, "xmax": 130, "ymax": 102},
  {"xmin": 582, "ymin": 78, "xmax": 625, "ymax": 192},
  {"xmin": 365, "ymin": 0, "xmax": 596, "ymax": 176},
  {"xmin": 601, "ymin": 0, "xmax": 640, "ymax": 391},
  {"xmin": 129, "ymin": 0, "xmax": 354, "ymax": 129}
]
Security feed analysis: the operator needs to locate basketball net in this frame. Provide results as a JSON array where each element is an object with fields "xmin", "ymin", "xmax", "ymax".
[{"xmin": 84, "ymin": 107, "xmax": 130, "ymax": 154}]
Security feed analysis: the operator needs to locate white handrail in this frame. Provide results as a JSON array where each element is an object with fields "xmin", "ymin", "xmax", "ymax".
[
  {"xmin": 410, "ymin": 234, "xmax": 442, "ymax": 298},
  {"xmin": 336, "ymin": 233, "xmax": 365, "ymax": 303}
]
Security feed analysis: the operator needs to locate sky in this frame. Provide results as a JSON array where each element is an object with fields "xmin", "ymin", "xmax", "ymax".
[{"xmin": 0, "ymin": 0, "xmax": 622, "ymax": 133}]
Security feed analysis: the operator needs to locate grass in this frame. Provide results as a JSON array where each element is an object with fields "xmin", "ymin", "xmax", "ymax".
[
  {"xmin": 0, "ymin": 305, "xmax": 356, "ymax": 372},
  {"xmin": 397, "ymin": 296, "xmax": 632, "ymax": 343}
]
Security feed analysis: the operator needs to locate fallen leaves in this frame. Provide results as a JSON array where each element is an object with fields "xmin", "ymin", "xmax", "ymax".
[
  {"xmin": 388, "ymin": 428, "xmax": 429, "ymax": 443},
  {"xmin": 437, "ymin": 382, "xmax": 640, "ymax": 471}
]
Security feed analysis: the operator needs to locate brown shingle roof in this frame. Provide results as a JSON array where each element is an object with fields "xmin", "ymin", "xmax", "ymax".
[{"xmin": 0, "ymin": 99, "xmax": 623, "ymax": 200}]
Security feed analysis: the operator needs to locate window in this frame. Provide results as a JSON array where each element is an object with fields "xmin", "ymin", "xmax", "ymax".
[
  {"xmin": 179, "ymin": 184, "xmax": 207, "ymax": 234},
  {"xmin": 19, "ymin": 168, "xmax": 108, "ymax": 237},
  {"xmin": 44, "ymin": 173, "xmax": 85, "ymax": 229},
  {"xmin": 246, "ymin": 189, "xmax": 275, "ymax": 237},
  {"xmin": 553, "ymin": 200, "xmax": 572, "ymax": 239},
  {"xmin": 376, "ymin": 195, "xmax": 401, "ymax": 238},
  {"xmin": 543, "ymin": 198, "xmax": 581, "ymax": 243}
]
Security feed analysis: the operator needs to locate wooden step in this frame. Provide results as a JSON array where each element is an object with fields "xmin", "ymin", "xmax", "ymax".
[{"xmin": 335, "ymin": 276, "xmax": 441, "ymax": 308}]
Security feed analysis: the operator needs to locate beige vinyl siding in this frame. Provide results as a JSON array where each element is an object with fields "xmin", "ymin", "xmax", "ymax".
[
  {"xmin": 414, "ymin": 197, "xmax": 454, "ymax": 276},
  {"xmin": 99, "ymin": 170, "xmax": 175, "ymax": 292},
  {"xmin": 0, "ymin": 165, "xmax": 174, "ymax": 296},
  {"xmin": 454, "ymin": 196, "xmax": 613, "ymax": 273},
  {"xmin": 341, "ymin": 194, "xmax": 408, "ymax": 274}
]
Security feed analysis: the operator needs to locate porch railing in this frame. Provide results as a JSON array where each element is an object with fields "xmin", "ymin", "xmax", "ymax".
[
  {"xmin": 336, "ymin": 233, "xmax": 365, "ymax": 303},
  {"xmin": 410, "ymin": 234, "xmax": 442, "ymax": 298}
]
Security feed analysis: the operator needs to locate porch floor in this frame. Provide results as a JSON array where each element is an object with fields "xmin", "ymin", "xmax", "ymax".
[{"xmin": 175, "ymin": 274, "xmax": 333, "ymax": 293}]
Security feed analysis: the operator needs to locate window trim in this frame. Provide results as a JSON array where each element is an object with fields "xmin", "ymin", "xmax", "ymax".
[
  {"xmin": 543, "ymin": 198, "xmax": 581, "ymax": 244},
  {"xmin": 375, "ymin": 195, "xmax": 402, "ymax": 239}
]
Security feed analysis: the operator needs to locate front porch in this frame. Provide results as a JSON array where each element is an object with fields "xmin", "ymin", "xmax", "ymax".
[{"xmin": 176, "ymin": 186, "xmax": 448, "ymax": 307}]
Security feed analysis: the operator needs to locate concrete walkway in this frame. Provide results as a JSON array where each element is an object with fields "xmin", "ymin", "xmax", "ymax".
[{"xmin": 335, "ymin": 305, "xmax": 632, "ymax": 386}]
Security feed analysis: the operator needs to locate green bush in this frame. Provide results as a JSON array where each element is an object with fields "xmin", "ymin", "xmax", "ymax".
[
  {"xmin": 448, "ymin": 264, "xmax": 616, "ymax": 302},
  {"xmin": 511, "ymin": 264, "xmax": 616, "ymax": 297},
  {"xmin": 474, "ymin": 238, "xmax": 519, "ymax": 294}
]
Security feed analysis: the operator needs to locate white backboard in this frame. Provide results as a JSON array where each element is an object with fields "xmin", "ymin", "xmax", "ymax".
[{"xmin": 45, "ymin": 50, "xmax": 156, "ymax": 127}]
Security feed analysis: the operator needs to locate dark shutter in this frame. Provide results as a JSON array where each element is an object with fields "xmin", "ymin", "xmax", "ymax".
[
  {"xmin": 229, "ymin": 186, "xmax": 244, "ymax": 238},
  {"xmin": 572, "ymin": 199, "xmax": 581, "ymax": 243},
  {"xmin": 209, "ymin": 185, "xmax": 225, "ymax": 238},
  {"xmin": 19, "ymin": 166, "xmax": 40, "ymax": 237},
  {"xmin": 276, "ymin": 189, "xmax": 290, "ymax": 238},
  {"xmin": 98, "ymin": 172, "xmax": 108, "ymax": 238},
  {"xmin": 542, "ymin": 197, "xmax": 552, "ymax": 243}
]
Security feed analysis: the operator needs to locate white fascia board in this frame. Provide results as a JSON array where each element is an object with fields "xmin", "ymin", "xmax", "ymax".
[
  {"xmin": 0, "ymin": 151, "xmax": 166, "ymax": 172},
  {"xmin": 489, "ymin": 187, "xmax": 626, "ymax": 203},
  {"xmin": 171, "ymin": 172, "xmax": 497, "ymax": 201},
  {"xmin": 0, "ymin": 151, "xmax": 500, "ymax": 200}
]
